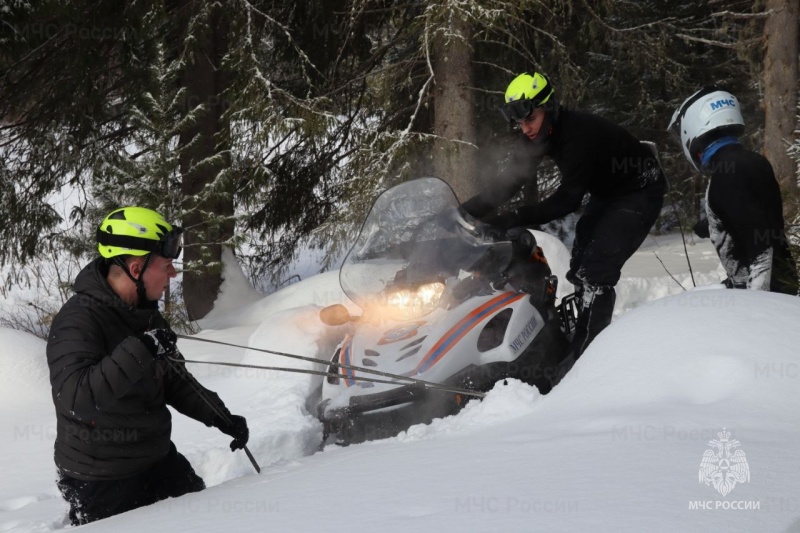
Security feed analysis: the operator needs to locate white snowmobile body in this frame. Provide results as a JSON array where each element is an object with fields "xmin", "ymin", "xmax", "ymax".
[{"xmin": 318, "ymin": 178, "xmax": 571, "ymax": 443}]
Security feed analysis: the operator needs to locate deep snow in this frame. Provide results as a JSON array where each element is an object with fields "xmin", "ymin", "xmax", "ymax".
[{"xmin": 2, "ymin": 232, "xmax": 799, "ymax": 533}]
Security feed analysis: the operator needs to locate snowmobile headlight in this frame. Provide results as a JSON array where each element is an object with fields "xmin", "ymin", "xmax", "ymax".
[{"xmin": 385, "ymin": 281, "xmax": 445, "ymax": 320}]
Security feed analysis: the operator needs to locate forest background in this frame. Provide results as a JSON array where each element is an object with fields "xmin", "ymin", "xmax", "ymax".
[{"xmin": 0, "ymin": 0, "xmax": 797, "ymax": 332}]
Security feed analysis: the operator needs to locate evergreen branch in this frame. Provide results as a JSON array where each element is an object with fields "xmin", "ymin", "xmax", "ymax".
[
  {"xmin": 578, "ymin": 0, "xmax": 679, "ymax": 33},
  {"xmin": 675, "ymin": 34, "xmax": 762, "ymax": 49},
  {"xmin": 711, "ymin": 10, "xmax": 774, "ymax": 19}
]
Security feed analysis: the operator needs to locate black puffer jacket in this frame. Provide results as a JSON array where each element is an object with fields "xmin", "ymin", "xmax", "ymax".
[{"xmin": 46, "ymin": 259, "xmax": 231, "ymax": 480}]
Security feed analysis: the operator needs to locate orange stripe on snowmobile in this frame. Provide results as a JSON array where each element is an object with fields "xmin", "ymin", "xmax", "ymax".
[{"xmin": 411, "ymin": 292, "xmax": 525, "ymax": 375}]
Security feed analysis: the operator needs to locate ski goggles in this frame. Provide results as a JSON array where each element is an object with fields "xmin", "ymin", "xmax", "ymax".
[
  {"xmin": 96, "ymin": 227, "xmax": 184, "ymax": 259},
  {"xmin": 499, "ymin": 99, "xmax": 537, "ymax": 124},
  {"xmin": 156, "ymin": 228, "xmax": 184, "ymax": 259}
]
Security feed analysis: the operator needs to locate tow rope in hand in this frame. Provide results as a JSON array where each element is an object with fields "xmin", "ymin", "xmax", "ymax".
[{"xmin": 161, "ymin": 354, "xmax": 262, "ymax": 474}]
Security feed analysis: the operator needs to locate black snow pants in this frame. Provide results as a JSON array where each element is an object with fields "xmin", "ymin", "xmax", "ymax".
[
  {"xmin": 57, "ymin": 442, "xmax": 205, "ymax": 525},
  {"xmin": 566, "ymin": 181, "xmax": 665, "ymax": 355},
  {"xmin": 568, "ymin": 183, "xmax": 665, "ymax": 289},
  {"xmin": 547, "ymin": 182, "xmax": 664, "ymax": 390}
]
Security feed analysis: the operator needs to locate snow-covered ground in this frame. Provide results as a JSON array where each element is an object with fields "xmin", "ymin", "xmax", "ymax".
[{"xmin": 3, "ymin": 232, "xmax": 800, "ymax": 533}]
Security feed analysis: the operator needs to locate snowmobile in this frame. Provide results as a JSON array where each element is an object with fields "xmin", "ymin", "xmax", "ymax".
[{"xmin": 317, "ymin": 177, "xmax": 576, "ymax": 444}]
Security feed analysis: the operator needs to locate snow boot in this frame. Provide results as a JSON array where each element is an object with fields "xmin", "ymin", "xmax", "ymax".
[{"xmin": 549, "ymin": 285, "xmax": 616, "ymax": 388}]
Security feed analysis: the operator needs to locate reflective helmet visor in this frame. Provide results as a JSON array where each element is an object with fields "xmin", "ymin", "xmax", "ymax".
[{"xmin": 499, "ymin": 99, "xmax": 536, "ymax": 124}]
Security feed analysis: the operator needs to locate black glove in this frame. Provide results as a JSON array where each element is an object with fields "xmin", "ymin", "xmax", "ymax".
[
  {"xmin": 477, "ymin": 225, "xmax": 530, "ymax": 245},
  {"xmin": 693, "ymin": 218, "xmax": 710, "ymax": 239},
  {"xmin": 484, "ymin": 210, "xmax": 520, "ymax": 230},
  {"xmin": 479, "ymin": 225, "xmax": 508, "ymax": 242},
  {"xmin": 506, "ymin": 226, "xmax": 535, "ymax": 258},
  {"xmin": 215, "ymin": 414, "xmax": 249, "ymax": 451},
  {"xmin": 138, "ymin": 329, "xmax": 178, "ymax": 359}
]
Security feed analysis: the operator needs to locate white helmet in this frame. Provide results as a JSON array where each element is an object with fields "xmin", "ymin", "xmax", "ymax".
[{"xmin": 668, "ymin": 86, "xmax": 745, "ymax": 172}]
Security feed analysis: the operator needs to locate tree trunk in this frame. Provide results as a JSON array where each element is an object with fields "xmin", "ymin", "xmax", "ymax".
[
  {"xmin": 176, "ymin": 1, "xmax": 234, "ymax": 320},
  {"xmin": 763, "ymin": 0, "xmax": 798, "ymax": 196},
  {"xmin": 432, "ymin": 15, "xmax": 479, "ymax": 203}
]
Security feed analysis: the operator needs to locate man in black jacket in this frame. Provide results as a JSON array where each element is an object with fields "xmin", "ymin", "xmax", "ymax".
[
  {"xmin": 669, "ymin": 86, "xmax": 798, "ymax": 295},
  {"xmin": 47, "ymin": 206, "xmax": 250, "ymax": 525},
  {"xmin": 463, "ymin": 72, "xmax": 666, "ymax": 370}
]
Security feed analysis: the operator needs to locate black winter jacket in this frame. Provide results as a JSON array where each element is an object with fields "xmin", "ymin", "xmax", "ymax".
[
  {"xmin": 703, "ymin": 143, "xmax": 798, "ymax": 294},
  {"xmin": 463, "ymin": 108, "xmax": 664, "ymax": 224},
  {"xmin": 46, "ymin": 259, "xmax": 231, "ymax": 480}
]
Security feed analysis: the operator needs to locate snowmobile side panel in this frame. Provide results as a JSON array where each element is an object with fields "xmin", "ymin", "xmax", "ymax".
[{"xmin": 411, "ymin": 292, "xmax": 525, "ymax": 375}]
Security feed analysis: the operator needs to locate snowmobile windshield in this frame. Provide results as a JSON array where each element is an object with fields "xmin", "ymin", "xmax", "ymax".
[{"xmin": 340, "ymin": 177, "xmax": 513, "ymax": 316}]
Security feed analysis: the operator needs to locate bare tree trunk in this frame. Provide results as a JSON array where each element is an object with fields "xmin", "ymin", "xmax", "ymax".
[
  {"xmin": 432, "ymin": 15, "xmax": 479, "ymax": 203},
  {"xmin": 763, "ymin": 0, "xmax": 798, "ymax": 196},
  {"xmin": 176, "ymin": 1, "xmax": 234, "ymax": 320}
]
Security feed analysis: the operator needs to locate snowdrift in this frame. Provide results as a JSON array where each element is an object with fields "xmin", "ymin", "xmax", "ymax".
[{"xmin": 2, "ymin": 236, "xmax": 799, "ymax": 532}]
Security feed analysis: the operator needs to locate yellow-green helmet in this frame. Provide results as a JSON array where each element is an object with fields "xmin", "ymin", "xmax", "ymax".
[
  {"xmin": 505, "ymin": 72, "xmax": 553, "ymax": 105},
  {"xmin": 96, "ymin": 207, "xmax": 183, "ymax": 259},
  {"xmin": 499, "ymin": 72, "xmax": 556, "ymax": 124}
]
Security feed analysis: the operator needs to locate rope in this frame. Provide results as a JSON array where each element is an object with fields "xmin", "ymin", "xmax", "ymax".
[
  {"xmin": 175, "ymin": 335, "xmax": 486, "ymax": 398},
  {"xmin": 171, "ymin": 356, "xmax": 416, "ymax": 387},
  {"xmin": 652, "ymin": 251, "xmax": 687, "ymax": 291},
  {"xmin": 162, "ymin": 354, "xmax": 261, "ymax": 473}
]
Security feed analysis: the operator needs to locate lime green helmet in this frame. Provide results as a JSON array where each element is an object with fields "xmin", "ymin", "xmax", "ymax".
[
  {"xmin": 506, "ymin": 72, "xmax": 553, "ymax": 105},
  {"xmin": 500, "ymin": 72, "xmax": 556, "ymax": 122},
  {"xmin": 96, "ymin": 207, "xmax": 183, "ymax": 259}
]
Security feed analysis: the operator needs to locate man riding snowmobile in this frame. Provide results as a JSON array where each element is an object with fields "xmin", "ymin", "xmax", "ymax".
[{"xmin": 462, "ymin": 72, "xmax": 667, "ymax": 384}]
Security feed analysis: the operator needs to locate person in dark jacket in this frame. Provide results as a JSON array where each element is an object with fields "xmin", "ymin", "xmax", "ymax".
[
  {"xmin": 669, "ymin": 86, "xmax": 798, "ymax": 295},
  {"xmin": 463, "ymin": 72, "xmax": 666, "ymax": 374},
  {"xmin": 47, "ymin": 206, "xmax": 250, "ymax": 525}
]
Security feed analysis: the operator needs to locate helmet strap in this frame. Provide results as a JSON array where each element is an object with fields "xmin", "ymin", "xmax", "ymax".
[
  {"xmin": 113, "ymin": 254, "xmax": 154, "ymax": 308},
  {"xmin": 528, "ymin": 106, "xmax": 555, "ymax": 150}
]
